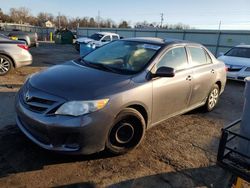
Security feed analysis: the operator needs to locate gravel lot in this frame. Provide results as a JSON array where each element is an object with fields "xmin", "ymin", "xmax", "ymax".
[{"xmin": 0, "ymin": 43, "xmax": 249, "ymax": 187}]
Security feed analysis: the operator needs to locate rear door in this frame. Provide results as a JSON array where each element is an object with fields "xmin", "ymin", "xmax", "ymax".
[
  {"xmin": 152, "ymin": 46, "xmax": 193, "ymax": 124},
  {"xmin": 186, "ymin": 46, "xmax": 216, "ymax": 107}
]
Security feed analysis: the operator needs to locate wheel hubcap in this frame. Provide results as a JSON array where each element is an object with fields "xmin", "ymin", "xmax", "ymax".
[
  {"xmin": 208, "ymin": 88, "xmax": 218, "ymax": 109},
  {"xmin": 0, "ymin": 57, "xmax": 10, "ymax": 74},
  {"xmin": 115, "ymin": 123, "xmax": 135, "ymax": 144}
]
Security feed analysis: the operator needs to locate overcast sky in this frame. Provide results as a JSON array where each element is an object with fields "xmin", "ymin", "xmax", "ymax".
[{"xmin": 1, "ymin": 0, "xmax": 250, "ymax": 30}]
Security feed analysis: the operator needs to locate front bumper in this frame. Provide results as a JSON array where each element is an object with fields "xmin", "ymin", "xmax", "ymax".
[
  {"xmin": 15, "ymin": 92, "xmax": 114, "ymax": 155},
  {"xmin": 227, "ymin": 71, "xmax": 250, "ymax": 81},
  {"xmin": 15, "ymin": 59, "xmax": 32, "ymax": 68}
]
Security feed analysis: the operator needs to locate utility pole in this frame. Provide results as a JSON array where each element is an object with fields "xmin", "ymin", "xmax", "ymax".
[
  {"xmin": 218, "ymin": 20, "xmax": 221, "ymax": 30},
  {"xmin": 97, "ymin": 10, "xmax": 100, "ymax": 28},
  {"xmin": 58, "ymin": 12, "xmax": 61, "ymax": 29},
  {"xmin": 160, "ymin": 13, "xmax": 164, "ymax": 28}
]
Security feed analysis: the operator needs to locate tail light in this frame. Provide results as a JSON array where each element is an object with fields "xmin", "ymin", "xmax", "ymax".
[{"xmin": 17, "ymin": 44, "xmax": 29, "ymax": 51}]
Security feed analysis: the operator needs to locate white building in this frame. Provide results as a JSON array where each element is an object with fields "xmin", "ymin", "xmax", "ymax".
[{"xmin": 45, "ymin": 20, "xmax": 54, "ymax": 28}]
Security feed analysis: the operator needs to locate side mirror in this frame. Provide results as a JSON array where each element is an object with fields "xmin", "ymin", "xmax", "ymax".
[{"xmin": 153, "ymin": 67, "xmax": 175, "ymax": 78}]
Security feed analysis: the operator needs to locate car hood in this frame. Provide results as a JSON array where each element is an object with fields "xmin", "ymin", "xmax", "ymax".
[
  {"xmin": 76, "ymin": 37, "xmax": 95, "ymax": 43},
  {"xmin": 29, "ymin": 61, "xmax": 132, "ymax": 100},
  {"xmin": 218, "ymin": 55, "xmax": 250, "ymax": 67}
]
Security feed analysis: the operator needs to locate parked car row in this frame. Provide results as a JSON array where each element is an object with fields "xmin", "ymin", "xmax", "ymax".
[{"xmin": 218, "ymin": 45, "xmax": 250, "ymax": 81}]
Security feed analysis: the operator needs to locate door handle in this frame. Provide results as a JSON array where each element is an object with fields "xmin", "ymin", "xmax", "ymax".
[
  {"xmin": 186, "ymin": 75, "xmax": 192, "ymax": 81},
  {"xmin": 211, "ymin": 69, "xmax": 215, "ymax": 74}
]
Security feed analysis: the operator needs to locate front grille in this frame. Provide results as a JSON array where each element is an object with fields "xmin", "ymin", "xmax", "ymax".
[
  {"xmin": 21, "ymin": 93, "xmax": 56, "ymax": 113},
  {"xmin": 228, "ymin": 68, "xmax": 242, "ymax": 72},
  {"xmin": 20, "ymin": 116, "xmax": 80, "ymax": 148},
  {"xmin": 20, "ymin": 84, "xmax": 64, "ymax": 114},
  {"xmin": 20, "ymin": 117, "xmax": 50, "ymax": 144},
  {"xmin": 238, "ymin": 76, "xmax": 245, "ymax": 80},
  {"xmin": 28, "ymin": 97, "xmax": 55, "ymax": 105}
]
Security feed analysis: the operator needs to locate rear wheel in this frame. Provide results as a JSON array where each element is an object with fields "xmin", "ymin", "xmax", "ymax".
[
  {"xmin": 106, "ymin": 108, "xmax": 146, "ymax": 154},
  {"xmin": 0, "ymin": 55, "xmax": 13, "ymax": 76},
  {"xmin": 204, "ymin": 84, "xmax": 220, "ymax": 112}
]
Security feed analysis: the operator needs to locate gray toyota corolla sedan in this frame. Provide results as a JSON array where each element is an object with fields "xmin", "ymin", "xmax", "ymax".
[{"xmin": 15, "ymin": 38, "xmax": 227, "ymax": 155}]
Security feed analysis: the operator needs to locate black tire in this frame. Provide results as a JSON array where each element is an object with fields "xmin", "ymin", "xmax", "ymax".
[
  {"xmin": 106, "ymin": 108, "xmax": 146, "ymax": 154},
  {"xmin": 204, "ymin": 84, "xmax": 220, "ymax": 112},
  {"xmin": 75, "ymin": 43, "xmax": 80, "ymax": 52},
  {"xmin": 0, "ymin": 55, "xmax": 13, "ymax": 76}
]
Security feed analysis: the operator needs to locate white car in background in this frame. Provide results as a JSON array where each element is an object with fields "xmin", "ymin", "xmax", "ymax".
[
  {"xmin": 74, "ymin": 32, "xmax": 120, "ymax": 51},
  {"xmin": 218, "ymin": 45, "xmax": 250, "ymax": 81}
]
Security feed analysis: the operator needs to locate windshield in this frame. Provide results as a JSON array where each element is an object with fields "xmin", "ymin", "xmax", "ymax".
[
  {"xmin": 225, "ymin": 47, "xmax": 250, "ymax": 58},
  {"xmin": 89, "ymin": 33, "xmax": 104, "ymax": 41},
  {"xmin": 82, "ymin": 40, "xmax": 162, "ymax": 74}
]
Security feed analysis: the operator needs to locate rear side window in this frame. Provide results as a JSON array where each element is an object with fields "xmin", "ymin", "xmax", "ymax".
[
  {"xmin": 188, "ymin": 47, "xmax": 209, "ymax": 66},
  {"xmin": 156, "ymin": 47, "xmax": 188, "ymax": 71},
  {"xmin": 112, "ymin": 35, "xmax": 119, "ymax": 40}
]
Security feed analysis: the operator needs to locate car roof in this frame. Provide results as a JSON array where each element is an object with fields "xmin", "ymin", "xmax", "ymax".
[
  {"xmin": 123, "ymin": 37, "xmax": 201, "ymax": 46},
  {"xmin": 236, "ymin": 45, "xmax": 250, "ymax": 48},
  {"xmin": 96, "ymin": 32, "xmax": 119, "ymax": 36}
]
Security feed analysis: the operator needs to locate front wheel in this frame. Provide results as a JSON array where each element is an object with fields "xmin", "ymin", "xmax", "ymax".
[
  {"xmin": 204, "ymin": 84, "xmax": 220, "ymax": 112},
  {"xmin": 106, "ymin": 108, "xmax": 146, "ymax": 155}
]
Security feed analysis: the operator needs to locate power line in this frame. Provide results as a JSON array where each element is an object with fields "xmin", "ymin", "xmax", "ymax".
[{"xmin": 97, "ymin": 10, "xmax": 100, "ymax": 28}]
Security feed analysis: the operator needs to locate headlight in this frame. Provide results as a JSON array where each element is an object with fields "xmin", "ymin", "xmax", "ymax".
[
  {"xmin": 55, "ymin": 99, "xmax": 109, "ymax": 116},
  {"xmin": 86, "ymin": 42, "xmax": 96, "ymax": 49}
]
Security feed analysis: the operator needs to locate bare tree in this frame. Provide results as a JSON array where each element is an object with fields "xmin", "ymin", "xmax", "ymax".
[
  {"xmin": 55, "ymin": 14, "xmax": 68, "ymax": 28},
  {"xmin": 37, "ymin": 12, "xmax": 54, "ymax": 26},
  {"xmin": 118, "ymin": 21, "xmax": 130, "ymax": 28},
  {"xmin": 9, "ymin": 7, "xmax": 31, "ymax": 24}
]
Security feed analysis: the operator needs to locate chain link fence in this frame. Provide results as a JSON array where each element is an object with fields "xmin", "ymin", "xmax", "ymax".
[
  {"xmin": 0, "ymin": 23, "xmax": 55, "ymax": 41},
  {"xmin": 77, "ymin": 27, "xmax": 250, "ymax": 56}
]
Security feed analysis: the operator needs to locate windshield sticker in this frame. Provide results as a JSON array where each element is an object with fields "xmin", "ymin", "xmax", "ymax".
[{"xmin": 140, "ymin": 44, "xmax": 161, "ymax": 50}]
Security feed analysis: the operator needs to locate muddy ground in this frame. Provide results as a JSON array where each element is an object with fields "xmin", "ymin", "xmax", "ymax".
[{"xmin": 0, "ymin": 43, "xmax": 249, "ymax": 187}]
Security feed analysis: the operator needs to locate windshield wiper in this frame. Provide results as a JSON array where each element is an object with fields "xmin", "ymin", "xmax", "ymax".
[
  {"xmin": 92, "ymin": 63, "xmax": 120, "ymax": 73},
  {"xmin": 80, "ymin": 59, "xmax": 119, "ymax": 73}
]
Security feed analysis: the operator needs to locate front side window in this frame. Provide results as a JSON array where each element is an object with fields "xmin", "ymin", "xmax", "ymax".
[
  {"xmin": 188, "ymin": 47, "xmax": 208, "ymax": 66},
  {"xmin": 156, "ymin": 47, "xmax": 188, "ymax": 71},
  {"xmin": 225, "ymin": 47, "xmax": 250, "ymax": 58},
  {"xmin": 89, "ymin": 33, "xmax": 104, "ymax": 41},
  {"xmin": 83, "ymin": 40, "xmax": 162, "ymax": 74},
  {"xmin": 112, "ymin": 35, "xmax": 119, "ymax": 40}
]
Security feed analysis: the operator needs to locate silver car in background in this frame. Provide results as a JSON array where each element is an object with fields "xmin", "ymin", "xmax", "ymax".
[
  {"xmin": 218, "ymin": 45, "xmax": 250, "ymax": 81},
  {"xmin": 0, "ymin": 34, "xmax": 32, "ymax": 75}
]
